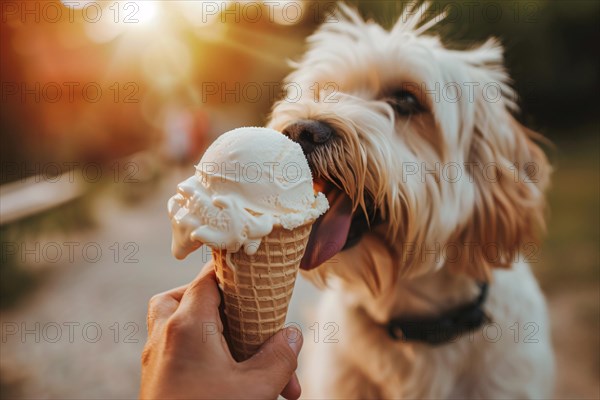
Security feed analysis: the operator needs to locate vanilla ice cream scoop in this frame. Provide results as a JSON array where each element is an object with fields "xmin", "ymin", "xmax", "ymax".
[{"xmin": 168, "ymin": 127, "xmax": 329, "ymax": 259}]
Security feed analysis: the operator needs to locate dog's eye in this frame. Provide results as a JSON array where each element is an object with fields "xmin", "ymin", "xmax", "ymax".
[{"xmin": 387, "ymin": 90, "xmax": 424, "ymax": 116}]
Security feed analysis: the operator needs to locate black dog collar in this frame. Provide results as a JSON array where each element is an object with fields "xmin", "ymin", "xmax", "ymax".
[{"xmin": 387, "ymin": 283, "xmax": 490, "ymax": 345}]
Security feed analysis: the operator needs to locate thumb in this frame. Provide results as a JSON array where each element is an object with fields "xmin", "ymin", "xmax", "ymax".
[{"xmin": 242, "ymin": 327, "xmax": 303, "ymax": 390}]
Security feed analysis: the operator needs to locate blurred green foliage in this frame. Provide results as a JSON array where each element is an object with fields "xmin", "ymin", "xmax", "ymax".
[
  {"xmin": 0, "ymin": 195, "xmax": 96, "ymax": 309},
  {"xmin": 539, "ymin": 127, "xmax": 599, "ymax": 290}
]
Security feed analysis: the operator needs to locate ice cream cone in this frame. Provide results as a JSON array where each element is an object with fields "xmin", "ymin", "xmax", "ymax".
[{"xmin": 213, "ymin": 222, "xmax": 312, "ymax": 361}]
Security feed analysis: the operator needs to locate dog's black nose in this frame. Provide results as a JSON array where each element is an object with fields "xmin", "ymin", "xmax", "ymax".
[{"xmin": 282, "ymin": 120, "xmax": 334, "ymax": 154}]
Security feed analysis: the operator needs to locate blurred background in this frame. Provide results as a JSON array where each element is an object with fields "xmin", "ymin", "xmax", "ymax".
[{"xmin": 0, "ymin": 1, "xmax": 598, "ymax": 398}]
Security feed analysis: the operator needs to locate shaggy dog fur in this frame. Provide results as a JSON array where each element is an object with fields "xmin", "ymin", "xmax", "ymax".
[{"xmin": 268, "ymin": 3, "xmax": 554, "ymax": 399}]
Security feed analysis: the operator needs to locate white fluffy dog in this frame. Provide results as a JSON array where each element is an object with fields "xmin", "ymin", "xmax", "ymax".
[{"xmin": 268, "ymin": 3, "xmax": 554, "ymax": 399}]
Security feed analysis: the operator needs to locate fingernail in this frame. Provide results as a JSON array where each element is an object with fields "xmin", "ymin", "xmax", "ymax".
[{"xmin": 285, "ymin": 327, "xmax": 303, "ymax": 355}]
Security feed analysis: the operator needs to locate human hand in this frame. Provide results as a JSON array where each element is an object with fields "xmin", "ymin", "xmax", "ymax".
[{"xmin": 140, "ymin": 262, "xmax": 303, "ymax": 399}]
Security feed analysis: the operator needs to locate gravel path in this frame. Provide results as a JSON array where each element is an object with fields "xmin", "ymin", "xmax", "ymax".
[
  {"xmin": 0, "ymin": 171, "xmax": 597, "ymax": 399},
  {"xmin": 0, "ymin": 171, "xmax": 321, "ymax": 399}
]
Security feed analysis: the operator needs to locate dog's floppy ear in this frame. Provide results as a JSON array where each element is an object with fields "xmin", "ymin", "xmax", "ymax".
[{"xmin": 448, "ymin": 43, "xmax": 551, "ymax": 281}]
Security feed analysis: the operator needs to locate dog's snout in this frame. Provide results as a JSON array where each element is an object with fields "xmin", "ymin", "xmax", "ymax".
[{"xmin": 282, "ymin": 120, "xmax": 334, "ymax": 154}]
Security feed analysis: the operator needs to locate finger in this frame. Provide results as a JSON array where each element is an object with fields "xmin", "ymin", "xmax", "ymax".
[
  {"xmin": 173, "ymin": 261, "xmax": 222, "ymax": 329},
  {"xmin": 242, "ymin": 327, "xmax": 303, "ymax": 393},
  {"xmin": 146, "ymin": 284, "xmax": 188, "ymax": 334},
  {"xmin": 163, "ymin": 283, "xmax": 188, "ymax": 302},
  {"xmin": 280, "ymin": 372, "xmax": 302, "ymax": 400},
  {"xmin": 200, "ymin": 260, "xmax": 214, "ymax": 274}
]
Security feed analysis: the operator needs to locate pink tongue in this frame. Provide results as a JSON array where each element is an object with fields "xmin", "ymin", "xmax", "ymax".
[{"xmin": 301, "ymin": 189, "xmax": 353, "ymax": 270}]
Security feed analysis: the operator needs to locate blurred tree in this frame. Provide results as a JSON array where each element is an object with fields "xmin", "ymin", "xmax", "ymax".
[{"xmin": 348, "ymin": 0, "xmax": 600, "ymax": 136}]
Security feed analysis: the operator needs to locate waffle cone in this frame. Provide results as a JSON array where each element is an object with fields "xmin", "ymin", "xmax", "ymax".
[{"xmin": 213, "ymin": 222, "xmax": 312, "ymax": 361}]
